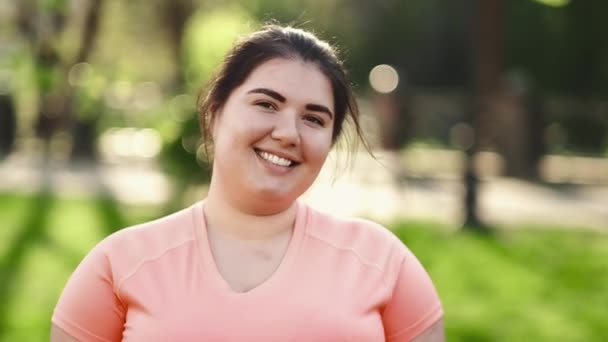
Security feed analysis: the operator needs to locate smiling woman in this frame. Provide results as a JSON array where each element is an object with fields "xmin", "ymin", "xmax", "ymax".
[
  {"xmin": 209, "ymin": 58, "xmax": 335, "ymax": 215},
  {"xmin": 51, "ymin": 25, "xmax": 444, "ymax": 342}
]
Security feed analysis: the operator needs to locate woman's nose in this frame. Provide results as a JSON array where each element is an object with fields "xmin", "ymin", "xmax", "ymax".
[{"xmin": 270, "ymin": 111, "xmax": 300, "ymax": 147}]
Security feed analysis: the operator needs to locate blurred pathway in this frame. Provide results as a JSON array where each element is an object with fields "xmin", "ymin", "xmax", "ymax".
[
  {"xmin": 303, "ymin": 151, "xmax": 608, "ymax": 230},
  {"xmin": 1, "ymin": 152, "xmax": 607, "ymax": 230}
]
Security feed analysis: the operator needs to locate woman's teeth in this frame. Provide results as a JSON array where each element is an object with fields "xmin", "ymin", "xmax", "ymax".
[{"xmin": 258, "ymin": 151, "xmax": 293, "ymax": 167}]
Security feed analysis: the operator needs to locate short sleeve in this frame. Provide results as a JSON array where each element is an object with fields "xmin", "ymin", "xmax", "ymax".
[
  {"xmin": 382, "ymin": 245, "xmax": 443, "ymax": 341},
  {"xmin": 52, "ymin": 240, "xmax": 126, "ymax": 342}
]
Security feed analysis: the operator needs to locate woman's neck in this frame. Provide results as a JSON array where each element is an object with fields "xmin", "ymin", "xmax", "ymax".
[{"xmin": 204, "ymin": 187, "xmax": 298, "ymax": 241}]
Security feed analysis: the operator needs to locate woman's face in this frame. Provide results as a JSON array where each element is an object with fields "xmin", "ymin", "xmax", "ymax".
[{"xmin": 210, "ymin": 58, "xmax": 335, "ymax": 211}]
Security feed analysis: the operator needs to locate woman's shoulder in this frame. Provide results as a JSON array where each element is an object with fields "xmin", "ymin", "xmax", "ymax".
[
  {"xmin": 304, "ymin": 203, "xmax": 401, "ymax": 244},
  {"xmin": 89, "ymin": 202, "xmax": 200, "ymax": 276},
  {"xmin": 301, "ymin": 203, "xmax": 409, "ymax": 270}
]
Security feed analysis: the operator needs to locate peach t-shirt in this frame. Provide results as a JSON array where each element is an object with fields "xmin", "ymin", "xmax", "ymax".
[{"xmin": 52, "ymin": 201, "xmax": 442, "ymax": 341}]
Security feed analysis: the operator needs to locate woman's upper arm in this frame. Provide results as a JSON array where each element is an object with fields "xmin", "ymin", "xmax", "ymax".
[
  {"xmin": 52, "ymin": 240, "xmax": 126, "ymax": 342},
  {"xmin": 383, "ymin": 245, "xmax": 443, "ymax": 342},
  {"xmin": 411, "ymin": 319, "xmax": 445, "ymax": 342},
  {"xmin": 51, "ymin": 324, "xmax": 81, "ymax": 342}
]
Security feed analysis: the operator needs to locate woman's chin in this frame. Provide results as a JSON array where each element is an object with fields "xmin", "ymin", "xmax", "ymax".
[{"xmin": 255, "ymin": 187, "xmax": 295, "ymax": 202}]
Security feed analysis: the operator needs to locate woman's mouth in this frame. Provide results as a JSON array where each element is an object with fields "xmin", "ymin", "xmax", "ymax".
[{"xmin": 254, "ymin": 148, "xmax": 299, "ymax": 168}]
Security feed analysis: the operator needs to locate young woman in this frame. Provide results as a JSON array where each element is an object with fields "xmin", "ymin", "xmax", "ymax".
[{"xmin": 52, "ymin": 25, "xmax": 444, "ymax": 341}]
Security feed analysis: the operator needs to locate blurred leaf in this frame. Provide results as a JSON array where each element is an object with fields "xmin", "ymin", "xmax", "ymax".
[{"xmin": 182, "ymin": 5, "xmax": 256, "ymax": 92}]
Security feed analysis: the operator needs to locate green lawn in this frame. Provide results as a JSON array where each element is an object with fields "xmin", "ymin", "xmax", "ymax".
[
  {"xmin": 0, "ymin": 192, "xmax": 159, "ymax": 342},
  {"xmin": 394, "ymin": 222, "xmax": 608, "ymax": 341},
  {"xmin": 1, "ymin": 192, "xmax": 606, "ymax": 341}
]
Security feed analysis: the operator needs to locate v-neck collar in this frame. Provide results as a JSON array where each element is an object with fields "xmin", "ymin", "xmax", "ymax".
[{"xmin": 192, "ymin": 200, "xmax": 308, "ymax": 299}]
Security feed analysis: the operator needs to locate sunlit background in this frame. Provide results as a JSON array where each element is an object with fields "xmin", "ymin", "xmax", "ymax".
[{"xmin": 0, "ymin": 0, "xmax": 606, "ymax": 341}]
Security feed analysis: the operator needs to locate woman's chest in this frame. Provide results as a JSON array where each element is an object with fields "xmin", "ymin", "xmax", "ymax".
[
  {"xmin": 118, "ymin": 236, "xmax": 392, "ymax": 341},
  {"xmin": 121, "ymin": 292, "xmax": 386, "ymax": 342}
]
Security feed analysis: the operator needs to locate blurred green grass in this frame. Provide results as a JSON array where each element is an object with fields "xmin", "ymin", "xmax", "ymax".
[
  {"xmin": 394, "ymin": 222, "xmax": 608, "ymax": 341},
  {"xmin": 1, "ymin": 192, "xmax": 606, "ymax": 341}
]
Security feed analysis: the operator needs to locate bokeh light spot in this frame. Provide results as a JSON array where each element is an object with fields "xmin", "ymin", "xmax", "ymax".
[
  {"xmin": 533, "ymin": 0, "xmax": 570, "ymax": 7},
  {"xmin": 68, "ymin": 63, "xmax": 93, "ymax": 87},
  {"xmin": 369, "ymin": 64, "xmax": 399, "ymax": 94}
]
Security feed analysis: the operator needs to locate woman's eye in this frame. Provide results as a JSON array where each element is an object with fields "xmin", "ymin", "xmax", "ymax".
[
  {"xmin": 255, "ymin": 101, "xmax": 276, "ymax": 110},
  {"xmin": 304, "ymin": 115, "xmax": 325, "ymax": 127}
]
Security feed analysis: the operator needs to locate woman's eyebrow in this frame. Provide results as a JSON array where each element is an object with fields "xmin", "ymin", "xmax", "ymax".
[
  {"xmin": 306, "ymin": 104, "xmax": 333, "ymax": 120},
  {"xmin": 247, "ymin": 87, "xmax": 334, "ymax": 120},
  {"xmin": 247, "ymin": 88, "xmax": 286, "ymax": 102}
]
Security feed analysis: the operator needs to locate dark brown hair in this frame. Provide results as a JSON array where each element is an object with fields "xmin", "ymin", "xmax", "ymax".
[{"xmin": 197, "ymin": 24, "xmax": 370, "ymax": 159}]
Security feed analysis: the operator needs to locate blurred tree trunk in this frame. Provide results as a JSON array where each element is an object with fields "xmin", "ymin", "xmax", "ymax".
[
  {"xmin": 464, "ymin": 0, "xmax": 504, "ymax": 230},
  {"xmin": 69, "ymin": 0, "xmax": 104, "ymax": 161},
  {"xmin": 16, "ymin": 1, "xmax": 68, "ymax": 161},
  {"xmin": 493, "ymin": 75, "xmax": 544, "ymax": 180},
  {"xmin": 0, "ymin": 94, "xmax": 17, "ymax": 159},
  {"xmin": 160, "ymin": 0, "xmax": 198, "ymax": 213},
  {"xmin": 375, "ymin": 92, "xmax": 400, "ymax": 151},
  {"xmin": 526, "ymin": 91, "xmax": 545, "ymax": 178},
  {"xmin": 15, "ymin": 0, "xmax": 104, "ymax": 162},
  {"xmin": 162, "ymin": 0, "xmax": 195, "ymax": 89}
]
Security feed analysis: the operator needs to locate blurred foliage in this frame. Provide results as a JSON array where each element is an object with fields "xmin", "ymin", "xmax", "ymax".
[
  {"xmin": 506, "ymin": 0, "xmax": 608, "ymax": 95},
  {"xmin": 160, "ymin": 113, "xmax": 212, "ymax": 184},
  {"xmin": 1, "ymin": 193, "xmax": 607, "ymax": 341},
  {"xmin": 182, "ymin": 5, "xmax": 254, "ymax": 92},
  {"xmin": 1, "ymin": 0, "xmax": 607, "ymax": 176}
]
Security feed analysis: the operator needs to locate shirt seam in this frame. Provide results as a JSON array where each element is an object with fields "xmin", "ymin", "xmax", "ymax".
[
  {"xmin": 386, "ymin": 303, "xmax": 443, "ymax": 339},
  {"xmin": 293, "ymin": 201, "xmax": 310, "ymax": 260},
  {"xmin": 52, "ymin": 310, "xmax": 115, "ymax": 342},
  {"xmin": 383, "ymin": 252, "xmax": 418, "ymax": 318},
  {"xmin": 190, "ymin": 201, "xmax": 212, "ymax": 287},
  {"xmin": 304, "ymin": 229, "xmax": 394, "ymax": 294},
  {"xmin": 114, "ymin": 237, "xmax": 195, "ymax": 302}
]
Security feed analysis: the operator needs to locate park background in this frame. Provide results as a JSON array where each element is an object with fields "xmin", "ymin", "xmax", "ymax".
[{"xmin": 0, "ymin": 0, "xmax": 607, "ymax": 340}]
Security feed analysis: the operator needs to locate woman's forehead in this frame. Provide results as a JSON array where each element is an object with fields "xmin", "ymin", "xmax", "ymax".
[{"xmin": 236, "ymin": 58, "xmax": 334, "ymax": 107}]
